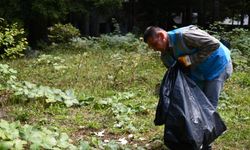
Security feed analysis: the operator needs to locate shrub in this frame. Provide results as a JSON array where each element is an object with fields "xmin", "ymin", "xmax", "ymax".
[
  {"xmin": 230, "ymin": 48, "xmax": 249, "ymax": 71},
  {"xmin": 226, "ymin": 28, "xmax": 250, "ymax": 56},
  {"xmin": 206, "ymin": 22, "xmax": 250, "ymax": 70},
  {"xmin": 71, "ymin": 33, "xmax": 148, "ymax": 52},
  {"xmin": 0, "ymin": 19, "xmax": 28, "ymax": 59},
  {"xmin": 98, "ymin": 33, "xmax": 148, "ymax": 52},
  {"xmin": 48, "ymin": 23, "xmax": 80, "ymax": 44},
  {"xmin": 207, "ymin": 23, "xmax": 250, "ymax": 56}
]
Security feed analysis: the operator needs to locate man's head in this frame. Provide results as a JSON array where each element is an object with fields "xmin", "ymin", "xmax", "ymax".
[{"xmin": 143, "ymin": 26, "xmax": 169, "ymax": 52}]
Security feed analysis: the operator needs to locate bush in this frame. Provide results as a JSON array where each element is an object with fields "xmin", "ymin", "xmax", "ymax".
[
  {"xmin": 226, "ymin": 28, "xmax": 250, "ymax": 56},
  {"xmin": 71, "ymin": 33, "xmax": 148, "ymax": 52},
  {"xmin": 0, "ymin": 19, "xmax": 28, "ymax": 59},
  {"xmin": 206, "ymin": 22, "xmax": 250, "ymax": 70},
  {"xmin": 98, "ymin": 33, "xmax": 145, "ymax": 52},
  {"xmin": 48, "ymin": 23, "xmax": 80, "ymax": 44},
  {"xmin": 230, "ymin": 48, "xmax": 249, "ymax": 71}
]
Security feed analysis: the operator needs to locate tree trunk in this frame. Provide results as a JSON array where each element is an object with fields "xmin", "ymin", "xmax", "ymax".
[
  {"xmin": 128, "ymin": 0, "xmax": 135, "ymax": 32},
  {"xmin": 248, "ymin": 13, "xmax": 250, "ymax": 27},
  {"xmin": 240, "ymin": 12, "xmax": 245, "ymax": 26},
  {"xmin": 81, "ymin": 13, "xmax": 90, "ymax": 36},
  {"xmin": 89, "ymin": 9, "xmax": 99, "ymax": 36},
  {"xmin": 198, "ymin": 0, "xmax": 205, "ymax": 27},
  {"xmin": 183, "ymin": 2, "xmax": 192, "ymax": 26},
  {"xmin": 232, "ymin": 10, "xmax": 234, "ymax": 25},
  {"xmin": 26, "ymin": 14, "xmax": 48, "ymax": 47},
  {"xmin": 213, "ymin": 0, "xmax": 220, "ymax": 22}
]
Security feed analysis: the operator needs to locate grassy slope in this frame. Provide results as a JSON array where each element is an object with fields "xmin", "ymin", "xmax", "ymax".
[{"xmin": 1, "ymin": 47, "xmax": 249, "ymax": 149}]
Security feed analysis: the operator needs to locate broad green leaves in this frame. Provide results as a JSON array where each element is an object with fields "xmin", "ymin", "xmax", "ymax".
[
  {"xmin": 0, "ymin": 63, "xmax": 80, "ymax": 107},
  {"xmin": 0, "ymin": 120, "xmax": 20, "ymax": 140},
  {"xmin": 0, "ymin": 119, "xmax": 147, "ymax": 149},
  {"xmin": 0, "ymin": 19, "xmax": 28, "ymax": 59},
  {"xmin": 48, "ymin": 23, "xmax": 81, "ymax": 44},
  {"xmin": 0, "ymin": 120, "xmax": 77, "ymax": 150},
  {"xmin": 95, "ymin": 92, "xmax": 146, "ymax": 132},
  {"xmin": 32, "ymin": 54, "xmax": 68, "ymax": 71}
]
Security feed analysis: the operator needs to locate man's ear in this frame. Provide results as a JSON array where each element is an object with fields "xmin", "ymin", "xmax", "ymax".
[{"xmin": 157, "ymin": 31, "xmax": 166, "ymax": 40}]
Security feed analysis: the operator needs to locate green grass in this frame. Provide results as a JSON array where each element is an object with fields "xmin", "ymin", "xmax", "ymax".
[
  {"xmin": 215, "ymin": 71, "xmax": 250, "ymax": 150},
  {"xmin": 1, "ymin": 45, "xmax": 249, "ymax": 149}
]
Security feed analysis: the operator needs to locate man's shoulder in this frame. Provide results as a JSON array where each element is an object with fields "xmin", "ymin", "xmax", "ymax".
[
  {"xmin": 179, "ymin": 25, "xmax": 198, "ymax": 31},
  {"xmin": 169, "ymin": 25, "xmax": 198, "ymax": 34}
]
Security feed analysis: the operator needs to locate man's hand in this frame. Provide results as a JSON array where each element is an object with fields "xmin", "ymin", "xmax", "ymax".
[{"xmin": 178, "ymin": 55, "xmax": 192, "ymax": 67}]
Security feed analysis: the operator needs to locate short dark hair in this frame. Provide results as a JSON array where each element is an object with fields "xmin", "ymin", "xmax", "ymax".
[{"xmin": 143, "ymin": 26, "xmax": 162, "ymax": 43}]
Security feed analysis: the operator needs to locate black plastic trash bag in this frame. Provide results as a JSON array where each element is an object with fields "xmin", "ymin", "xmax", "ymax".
[{"xmin": 154, "ymin": 63, "xmax": 227, "ymax": 150}]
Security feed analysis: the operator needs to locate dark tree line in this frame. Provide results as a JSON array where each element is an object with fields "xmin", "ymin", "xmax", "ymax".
[
  {"xmin": 0, "ymin": 0, "xmax": 122, "ymax": 46},
  {"xmin": 132, "ymin": 0, "xmax": 250, "ymax": 31},
  {"xmin": 0, "ymin": 0, "xmax": 249, "ymax": 46}
]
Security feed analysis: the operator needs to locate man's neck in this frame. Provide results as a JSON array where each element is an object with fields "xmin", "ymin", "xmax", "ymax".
[{"xmin": 161, "ymin": 33, "xmax": 170, "ymax": 53}]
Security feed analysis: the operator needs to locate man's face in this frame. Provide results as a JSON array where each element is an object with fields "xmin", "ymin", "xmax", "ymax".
[{"xmin": 147, "ymin": 33, "xmax": 167, "ymax": 52}]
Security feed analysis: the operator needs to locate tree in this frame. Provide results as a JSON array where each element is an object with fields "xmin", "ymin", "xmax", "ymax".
[
  {"xmin": 0, "ymin": 0, "xmax": 123, "ymax": 46},
  {"xmin": 220, "ymin": 0, "xmax": 250, "ymax": 26}
]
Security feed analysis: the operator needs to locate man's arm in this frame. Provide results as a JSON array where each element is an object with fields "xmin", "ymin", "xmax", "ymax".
[
  {"xmin": 161, "ymin": 51, "xmax": 176, "ymax": 68},
  {"xmin": 182, "ymin": 26, "xmax": 220, "ymax": 64}
]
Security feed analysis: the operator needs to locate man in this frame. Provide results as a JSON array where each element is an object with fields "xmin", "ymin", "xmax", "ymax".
[
  {"xmin": 144, "ymin": 25, "xmax": 233, "ymax": 150},
  {"xmin": 144, "ymin": 25, "xmax": 232, "ymax": 109}
]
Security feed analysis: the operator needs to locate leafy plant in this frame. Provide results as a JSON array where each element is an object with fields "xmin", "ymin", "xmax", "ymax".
[
  {"xmin": 230, "ymin": 48, "xmax": 249, "ymax": 71},
  {"xmin": 205, "ymin": 22, "xmax": 250, "ymax": 71},
  {"xmin": 0, "ymin": 63, "xmax": 81, "ymax": 107},
  {"xmin": 226, "ymin": 28, "xmax": 250, "ymax": 57},
  {"xmin": 95, "ymin": 92, "xmax": 148, "ymax": 132},
  {"xmin": 32, "ymin": 54, "xmax": 68, "ymax": 70},
  {"xmin": 98, "ymin": 33, "xmax": 147, "ymax": 52},
  {"xmin": 10, "ymin": 81, "xmax": 80, "ymax": 107},
  {"xmin": 0, "ymin": 119, "xmax": 149, "ymax": 150},
  {"xmin": 111, "ymin": 18, "xmax": 121, "ymax": 35},
  {"xmin": 0, "ymin": 63, "xmax": 17, "ymax": 89},
  {"xmin": 48, "ymin": 23, "xmax": 80, "ymax": 44},
  {"xmin": 0, "ymin": 19, "xmax": 28, "ymax": 59},
  {"xmin": 70, "ymin": 33, "xmax": 148, "ymax": 53},
  {"xmin": 0, "ymin": 119, "xmax": 77, "ymax": 149}
]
